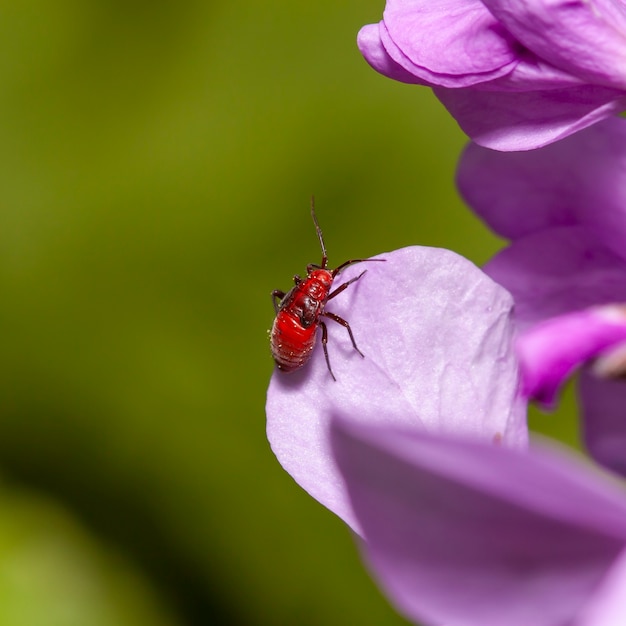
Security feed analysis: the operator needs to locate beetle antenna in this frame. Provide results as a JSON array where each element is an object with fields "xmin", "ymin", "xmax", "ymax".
[{"xmin": 310, "ymin": 195, "xmax": 328, "ymax": 269}]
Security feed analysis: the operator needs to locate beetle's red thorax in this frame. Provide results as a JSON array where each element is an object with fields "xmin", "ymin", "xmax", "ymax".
[
  {"xmin": 270, "ymin": 269, "xmax": 334, "ymax": 372},
  {"xmin": 281, "ymin": 269, "xmax": 333, "ymax": 327}
]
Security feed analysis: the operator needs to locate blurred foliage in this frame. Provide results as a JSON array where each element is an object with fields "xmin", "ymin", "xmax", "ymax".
[
  {"xmin": 0, "ymin": 485, "xmax": 180, "ymax": 626},
  {"xmin": 0, "ymin": 1, "xmax": 579, "ymax": 625}
]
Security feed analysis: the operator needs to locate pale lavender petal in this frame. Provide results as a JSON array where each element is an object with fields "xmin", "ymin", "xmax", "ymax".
[
  {"xmin": 484, "ymin": 227, "xmax": 626, "ymax": 330},
  {"xmin": 580, "ymin": 371, "xmax": 626, "ymax": 477},
  {"xmin": 372, "ymin": 0, "xmax": 519, "ymax": 88},
  {"xmin": 332, "ymin": 418, "xmax": 626, "ymax": 626},
  {"xmin": 266, "ymin": 247, "xmax": 525, "ymax": 532},
  {"xmin": 436, "ymin": 85, "xmax": 626, "ymax": 151},
  {"xmin": 484, "ymin": 0, "xmax": 626, "ymax": 88},
  {"xmin": 517, "ymin": 306, "xmax": 626, "ymax": 407},
  {"xmin": 576, "ymin": 547, "xmax": 626, "ymax": 626},
  {"xmin": 457, "ymin": 117, "xmax": 626, "ymax": 257}
]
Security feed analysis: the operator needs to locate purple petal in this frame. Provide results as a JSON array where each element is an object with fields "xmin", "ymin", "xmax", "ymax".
[
  {"xmin": 457, "ymin": 132, "xmax": 581, "ymax": 239},
  {"xmin": 457, "ymin": 117, "xmax": 626, "ymax": 255},
  {"xmin": 490, "ymin": 51, "xmax": 591, "ymax": 91},
  {"xmin": 580, "ymin": 371, "xmax": 626, "ymax": 477},
  {"xmin": 484, "ymin": 0, "xmax": 626, "ymax": 88},
  {"xmin": 266, "ymin": 247, "xmax": 526, "ymax": 532},
  {"xmin": 484, "ymin": 226, "xmax": 626, "ymax": 330},
  {"xmin": 576, "ymin": 547, "xmax": 626, "ymax": 626},
  {"xmin": 371, "ymin": 0, "xmax": 519, "ymax": 88},
  {"xmin": 332, "ymin": 417, "xmax": 626, "ymax": 626},
  {"xmin": 516, "ymin": 306, "xmax": 626, "ymax": 407},
  {"xmin": 436, "ymin": 85, "xmax": 626, "ymax": 151},
  {"xmin": 357, "ymin": 24, "xmax": 429, "ymax": 85}
]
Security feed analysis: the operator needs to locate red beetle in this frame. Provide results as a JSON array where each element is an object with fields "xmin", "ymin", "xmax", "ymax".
[{"xmin": 270, "ymin": 199, "xmax": 382, "ymax": 380}]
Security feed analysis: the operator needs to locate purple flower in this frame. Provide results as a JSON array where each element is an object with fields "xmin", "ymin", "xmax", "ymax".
[
  {"xmin": 266, "ymin": 243, "xmax": 626, "ymax": 625},
  {"xmin": 457, "ymin": 116, "xmax": 626, "ymax": 475},
  {"xmin": 358, "ymin": 0, "xmax": 626, "ymax": 151}
]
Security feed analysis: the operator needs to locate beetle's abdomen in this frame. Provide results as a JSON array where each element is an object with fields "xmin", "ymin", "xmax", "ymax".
[{"xmin": 270, "ymin": 311, "xmax": 318, "ymax": 372}]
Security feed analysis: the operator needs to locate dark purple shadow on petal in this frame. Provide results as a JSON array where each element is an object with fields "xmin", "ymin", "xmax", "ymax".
[
  {"xmin": 580, "ymin": 370, "xmax": 626, "ymax": 478},
  {"xmin": 332, "ymin": 417, "xmax": 626, "ymax": 626},
  {"xmin": 269, "ymin": 361, "xmax": 310, "ymax": 390}
]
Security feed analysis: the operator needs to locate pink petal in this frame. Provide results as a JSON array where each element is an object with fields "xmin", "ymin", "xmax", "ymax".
[{"xmin": 516, "ymin": 306, "xmax": 626, "ymax": 407}]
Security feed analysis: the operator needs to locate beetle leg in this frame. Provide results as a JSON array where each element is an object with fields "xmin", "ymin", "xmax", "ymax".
[
  {"xmin": 271, "ymin": 290, "xmax": 286, "ymax": 314},
  {"xmin": 292, "ymin": 274, "xmax": 302, "ymax": 284},
  {"xmin": 323, "ymin": 311, "xmax": 365, "ymax": 359},
  {"xmin": 319, "ymin": 320, "xmax": 337, "ymax": 381},
  {"xmin": 331, "ymin": 257, "xmax": 385, "ymax": 277},
  {"xmin": 327, "ymin": 270, "xmax": 367, "ymax": 301}
]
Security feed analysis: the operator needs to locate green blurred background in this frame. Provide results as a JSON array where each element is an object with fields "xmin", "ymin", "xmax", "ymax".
[{"xmin": 0, "ymin": 1, "xmax": 579, "ymax": 625}]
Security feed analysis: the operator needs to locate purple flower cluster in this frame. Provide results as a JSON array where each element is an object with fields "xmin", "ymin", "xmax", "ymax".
[
  {"xmin": 458, "ymin": 118, "xmax": 626, "ymax": 477},
  {"xmin": 358, "ymin": 0, "xmax": 626, "ymax": 151},
  {"xmin": 266, "ymin": 5, "xmax": 626, "ymax": 626}
]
